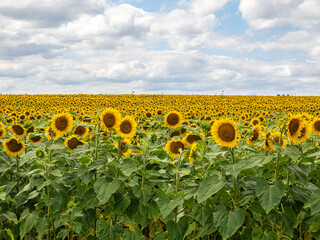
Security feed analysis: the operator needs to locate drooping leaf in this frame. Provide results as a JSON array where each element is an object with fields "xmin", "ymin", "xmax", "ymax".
[
  {"xmin": 309, "ymin": 188, "xmax": 320, "ymax": 215},
  {"xmin": 94, "ymin": 178, "xmax": 121, "ymax": 205},
  {"xmin": 158, "ymin": 195, "xmax": 183, "ymax": 219},
  {"xmin": 255, "ymin": 179, "xmax": 285, "ymax": 214},
  {"xmin": 213, "ymin": 205, "xmax": 245, "ymax": 240},
  {"xmin": 197, "ymin": 175, "xmax": 226, "ymax": 203}
]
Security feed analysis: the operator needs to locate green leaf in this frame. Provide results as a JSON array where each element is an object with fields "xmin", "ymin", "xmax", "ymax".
[
  {"xmin": 158, "ymin": 195, "xmax": 183, "ymax": 219},
  {"xmin": 97, "ymin": 220, "xmax": 122, "ymax": 240},
  {"xmin": 309, "ymin": 188, "xmax": 320, "ymax": 215},
  {"xmin": 113, "ymin": 197, "xmax": 131, "ymax": 214},
  {"xmin": 167, "ymin": 216, "xmax": 189, "ymax": 240},
  {"xmin": 224, "ymin": 163, "xmax": 245, "ymax": 178},
  {"xmin": 2, "ymin": 212, "xmax": 18, "ymax": 224},
  {"xmin": 122, "ymin": 158, "xmax": 138, "ymax": 177},
  {"xmin": 269, "ymin": 207, "xmax": 296, "ymax": 238},
  {"xmin": 5, "ymin": 229, "xmax": 14, "ymax": 240},
  {"xmin": 255, "ymin": 179, "xmax": 285, "ymax": 214},
  {"xmin": 94, "ymin": 178, "xmax": 121, "ymax": 205},
  {"xmin": 20, "ymin": 211, "xmax": 39, "ymax": 238},
  {"xmin": 122, "ymin": 229, "xmax": 143, "ymax": 240},
  {"xmin": 287, "ymin": 162, "xmax": 308, "ymax": 186},
  {"xmin": 197, "ymin": 175, "xmax": 226, "ymax": 203},
  {"xmin": 283, "ymin": 145, "xmax": 300, "ymax": 161},
  {"xmin": 212, "ymin": 205, "xmax": 245, "ymax": 240},
  {"xmin": 192, "ymin": 204, "xmax": 211, "ymax": 226}
]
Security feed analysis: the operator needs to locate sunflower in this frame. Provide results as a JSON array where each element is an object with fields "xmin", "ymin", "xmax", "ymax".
[
  {"xmin": 269, "ymin": 132, "xmax": 288, "ymax": 150},
  {"xmin": 10, "ymin": 124, "xmax": 26, "ymax": 138},
  {"xmin": 247, "ymin": 128, "xmax": 260, "ymax": 146},
  {"xmin": 3, "ymin": 137, "xmax": 25, "ymax": 156},
  {"xmin": 116, "ymin": 116, "xmax": 137, "ymax": 139},
  {"xmin": 211, "ymin": 118, "xmax": 239, "ymax": 148},
  {"xmin": 51, "ymin": 113, "xmax": 73, "ymax": 137},
  {"xmin": 311, "ymin": 117, "xmax": 320, "ymax": 136},
  {"xmin": 64, "ymin": 135, "xmax": 87, "ymax": 152},
  {"xmin": 165, "ymin": 138, "xmax": 187, "ymax": 158},
  {"xmin": 188, "ymin": 142, "xmax": 197, "ymax": 164},
  {"xmin": 74, "ymin": 124, "xmax": 89, "ymax": 138},
  {"xmin": 164, "ymin": 111, "xmax": 183, "ymax": 129},
  {"xmin": 286, "ymin": 114, "xmax": 304, "ymax": 142},
  {"xmin": 0, "ymin": 128, "xmax": 6, "ymax": 139},
  {"xmin": 250, "ymin": 118, "xmax": 260, "ymax": 127},
  {"xmin": 100, "ymin": 108, "xmax": 121, "ymax": 130},
  {"xmin": 262, "ymin": 132, "xmax": 273, "ymax": 151},
  {"xmin": 45, "ymin": 127, "xmax": 58, "ymax": 140},
  {"xmin": 28, "ymin": 134, "xmax": 43, "ymax": 144},
  {"xmin": 293, "ymin": 123, "xmax": 312, "ymax": 144},
  {"xmin": 115, "ymin": 139, "xmax": 132, "ymax": 157},
  {"xmin": 185, "ymin": 133, "xmax": 202, "ymax": 145}
]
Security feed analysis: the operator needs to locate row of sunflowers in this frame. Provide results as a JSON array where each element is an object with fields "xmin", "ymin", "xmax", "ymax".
[{"xmin": 1, "ymin": 95, "xmax": 320, "ymax": 239}]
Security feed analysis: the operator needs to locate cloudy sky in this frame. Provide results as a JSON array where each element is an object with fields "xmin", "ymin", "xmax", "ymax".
[{"xmin": 0, "ymin": 0, "xmax": 319, "ymax": 95}]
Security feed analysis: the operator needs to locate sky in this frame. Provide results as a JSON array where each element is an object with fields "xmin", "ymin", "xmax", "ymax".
[{"xmin": 0, "ymin": 0, "xmax": 319, "ymax": 95}]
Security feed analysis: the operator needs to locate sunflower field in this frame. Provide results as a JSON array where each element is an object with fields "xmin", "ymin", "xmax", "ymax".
[{"xmin": 1, "ymin": 94, "xmax": 320, "ymax": 239}]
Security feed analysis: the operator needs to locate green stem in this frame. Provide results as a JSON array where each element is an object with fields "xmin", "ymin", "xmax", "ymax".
[
  {"xmin": 16, "ymin": 156, "xmax": 20, "ymax": 193},
  {"xmin": 230, "ymin": 148, "xmax": 238, "ymax": 208},
  {"xmin": 275, "ymin": 124, "xmax": 285, "ymax": 182},
  {"xmin": 201, "ymin": 134, "xmax": 207, "ymax": 179},
  {"xmin": 174, "ymin": 151, "xmax": 183, "ymax": 223}
]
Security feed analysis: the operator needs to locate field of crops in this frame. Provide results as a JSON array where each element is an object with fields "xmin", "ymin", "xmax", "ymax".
[{"xmin": 1, "ymin": 94, "xmax": 320, "ymax": 240}]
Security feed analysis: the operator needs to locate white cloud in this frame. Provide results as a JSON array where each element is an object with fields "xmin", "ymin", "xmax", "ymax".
[
  {"xmin": 239, "ymin": 0, "xmax": 320, "ymax": 29},
  {"xmin": 0, "ymin": 0, "xmax": 319, "ymax": 95}
]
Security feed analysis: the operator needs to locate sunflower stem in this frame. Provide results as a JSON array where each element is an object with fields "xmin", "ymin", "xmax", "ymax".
[
  {"xmin": 174, "ymin": 151, "xmax": 183, "ymax": 223},
  {"xmin": 275, "ymin": 124, "xmax": 285, "ymax": 182},
  {"xmin": 16, "ymin": 156, "xmax": 20, "ymax": 193},
  {"xmin": 230, "ymin": 148, "xmax": 238, "ymax": 208}
]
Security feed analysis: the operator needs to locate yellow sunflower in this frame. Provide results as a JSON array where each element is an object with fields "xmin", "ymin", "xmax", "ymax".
[
  {"xmin": 165, "ymin": 138, "xmax": 187, "ymax": 158},
  {"xmin": 115, "ymin": 139, "xmax": 132, "ymax": 157},
  {"xmin": 247, "ymin": 128, "xmax": 260, "ymax": 146},
  {"xmin": 51, "ymin": 113, "xmax": 73, "ymax": 137},
  {"xmin": 211, "ymin": 118, "xmax": 239, "ymax": 148},
  {"xmin": 250, "ymin": 118, "xmax": 260, "ymax": 127},
  {"xmin": 64, "ymin": 135, "xmax": 87, "ymax": 152},
  {"xmin": 286, "ymin": 114, "xmax": 304, "ymax": 142},
  {"xmin": 100, "ymin": 108, "xmax": 122, "ymax": 130},
  {"xmin": 28, "ymin": 134, "xmax": 43, "ymax": 144},
  {"xmin": 293, "ymin": 122, "xmax": 312, "ymax": 144},
  {"xmin": 269, "ymin": 132, "xmax": 288, "ymax": 150},
  {"xmin": 116, "ymin": 116, "xmax": 137, "ymax": 139},
  {"xmin": 73, "ymin": 124, "xmax": 89, "ymax": 138},
  {"xmin": 185, "ymin": 133, "xmax": 202, "ymax": 146},
  {"xmin": 0, "ymin": 128, "xmax": 6, "ymax": 139},
  {"xmin": 188, "ymin": 142, "xmax": 197, "ymax": 164},
  {"xmin": 45, "ymin": 127, "xmax": 58, "ymax": 140},
  {"xmin": 3, "ymin": 137, "xmax": 25, "ymax": 156},
  {"xmin": 164, "ymin": 111, "xmax": 183, "ymax": 129},
  {"xmin": 311, "ymin": 117, "xmax": 320, "ymax": 136},
  {"xmin": 262, "ymin": 132, "xmax": 273, "ymax": 151},
  {"xmin": 10, "ymin": 124, "xmax": 26, "ymax": 138}
]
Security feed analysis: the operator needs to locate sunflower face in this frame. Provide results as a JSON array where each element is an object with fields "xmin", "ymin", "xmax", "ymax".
[
  {"xmin": 186, "ymin": 134, "xmax": 202, "ymax": 145},
  {"xmin": 247, "ymin": 128, "xmax": 260, "ymax": 146},
  {"xmin": 116, "ymin": 116, "xmax": 137, "ymax": 139},
  {"xmin": 74, "ymin": 125, "xmax": 89, "ymax": 138},
  {"xmin": 10, "ymin": 124, "xmax": 26, "ymax": 138},
  {"xmin": 51, "ymin": 113, "xmax": 73, "ymax": 137},
  {"xmin": 0, "ymin": 128, "xmax": 6, "ymax": 139},
  {"xmin": 29, "ymin": 135, "xmax": 43, "ymax": 144},
  {"xmin": 312, "ymin": 118, "xmax": 320, "ymax": 136},
  {"xmin": 211, "ymin": 119, "xmax": 239, "ymax": 148},
  {"xmin": 101, "ymin": 108, "xmax": 121, "ymax": 130},
  {"xmin": 65, "ymin": 135, "xmax": 86, "ymax": 152},
  {"xmin": 3, "ymin": 137, "xmax": 25, "ymax": 156},
  {"xmin": 287, "ymin": 115, "xmax": 305, "ymax": 142},
  {"xmin": 165, "ymin": 139, "xmax": 186, "ymax": 158},
  {"xmin": 165, "ymin": 111, "xmax": 183, "ymax": 129},
  {"xmin": 116, "ymin": 139, "xmax": 132, "ymax": 156}
]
